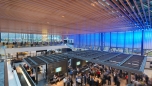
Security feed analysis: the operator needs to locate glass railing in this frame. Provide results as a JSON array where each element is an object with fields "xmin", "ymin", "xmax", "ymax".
[
  {"xmin": 0, "ymin": 46, "xmax": 8, "ymax": 86},
  {"xmin": 2, "ymin": 42, "xmax": 63, "ymax": 48}
]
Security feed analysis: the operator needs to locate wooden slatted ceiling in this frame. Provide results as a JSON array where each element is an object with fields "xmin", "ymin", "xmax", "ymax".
[{"xmin": 0, "ymin": 0, "xmax": 149, "ymax": 35}]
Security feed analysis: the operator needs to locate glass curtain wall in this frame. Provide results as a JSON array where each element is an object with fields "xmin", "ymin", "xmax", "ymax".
[
  {"xmin": 104, "ymin": 32, "xmax": 110, "ymax": 51},
  {"xmin": 1, "ymin": 32, "xmax": 62, "ymax": 43},
  {"xmin": 144, "ymin": 29, "xmax": 152, "ymax": 56},
  {"xmin": 67, "ymin": 29, "xmax": 152, "ymax": 56},
  {"xmin": 117, "ymin": 32, "xmax": 125, "ymax": 53},
  {"xmin": 1, "ymin": 33, "xmax": 8, "ymax": 42}
]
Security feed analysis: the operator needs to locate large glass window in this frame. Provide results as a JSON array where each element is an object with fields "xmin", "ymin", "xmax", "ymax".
[
  {"xmin": 83, "ymin": 34, "xmax": 86, "ymax": 46},
  {"xmin": 125, "ymin": 31, "xmax": 133, "ymax": 48},
  {"xmin": 74, "ymin": 34, "xmax": 80, "ymax": 47},
  {"xmin": 124, "ymin": 31, "xmax": 133, "ymax": 54},
  {"xmin": 56, "ymin": 35, "xmax": 61, "ymax": 42},
  {"xmin": 133, "ymin": 30, "xmax": 142, "ymax": 55},
  {"xmin": 8, "ymin": 33, "xmax": 15, "ymax": 42},
  {"xmin": 1, "ymin": 33, "xmax": 8, "ymax": 42},
  {"xmin": 103, "ymin": 33, "xmax": 110, "ymax": 51},
  {"xmin": 86, "ymin": 34, "xmax": 90, "ymax": 46},
  {"xmin": 80, "ymin": 34, "xmax": 84, "ymax": 47},
  {"xmin": 111, "ymin": 32, "xmax": 117, "ymax": 47},
  {"xmin": 144, "ymin": 29, "xmax": 152, "ymax": 56},
  {"xmin": 104, "ymin": 32, "xmax": 110, "ymax": 47},
  {"xmin": 144, "ymin": 29, "xmax": 152, "ymax": 49},
  {"xmin": 95, "ymin": 33, "xmax": 100, "ymax": 46},
  {"xmin": 90, "ymin": 33, "xmax": 94, "ymax": 46},
  {"xmin": 134, "ymin": 30, "xmax": 142, "ymax": 48},
  {"xmin": 15, "ymin": 33, "xmax": 21, "ymax": 42},
  {"xmin": 117, "ymin": 32, "xmax": 124, "ymax": 47}
]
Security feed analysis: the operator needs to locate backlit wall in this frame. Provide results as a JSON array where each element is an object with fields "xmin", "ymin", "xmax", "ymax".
[{"xmin": 67, "ymin": 29, "xmax": 152, "ymax": 56}]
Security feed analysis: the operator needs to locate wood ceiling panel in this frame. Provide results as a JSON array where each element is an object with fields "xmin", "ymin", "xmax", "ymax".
[{"xmin": 0, "ymin": 0, "xmax": 148, "ymax": 35}]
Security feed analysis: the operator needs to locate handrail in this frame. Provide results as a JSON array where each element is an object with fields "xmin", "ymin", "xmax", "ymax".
[
  {"xmin": 4, "ymin": 60, "xmax": 8, "ymax": 86},
  {"xmin": 3, "ymin": 46, "xmax": 9, "ymax": 86},
  {"xmin": 19, "ymin": 64, "xmax": 36, "ymax": 86},
  {"xmin": 13, "ymin": 70, "xmax": 21, "ymax": 86}
]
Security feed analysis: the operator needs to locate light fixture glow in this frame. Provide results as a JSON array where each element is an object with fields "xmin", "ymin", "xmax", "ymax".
[{"xmin": 91, "ymin": 3, "xmax": 95, "ymax": 7}]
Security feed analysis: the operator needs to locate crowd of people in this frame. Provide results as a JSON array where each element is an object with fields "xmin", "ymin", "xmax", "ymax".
[{"xmin": 62, "ymin": 63, "xmax": 152, "ymax": 86}]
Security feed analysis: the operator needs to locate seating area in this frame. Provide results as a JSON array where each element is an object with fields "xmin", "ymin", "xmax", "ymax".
[
  {"xmin": 49, "ymin": 73, "xmax": 65, "ymax": 84},
  {"xmin": 0, "ymin": 42, "xmax": 63, "ymax": 48}
]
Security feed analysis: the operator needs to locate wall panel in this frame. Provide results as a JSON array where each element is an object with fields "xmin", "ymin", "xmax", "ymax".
[
  {"xmin": 104, "ymin": 32, "xmax": 110, "ymax": 47},
  {"xmin": 144, "ymin": 30, "xmax": 152, "ymax": 49},
  {"xmin": 94, "ymin": 33, "xmax": 100, "ymax": 46},
  {"xmin": 111, "ymin": 32, "xmax": 117, "ymax": 47},
  {"xmin": 125, "ymin": 31, "xmax": 133, "ymax": 48},
  {"xmin": 134, "ymin": 30, "xmax": 142, "ymax": 48},
  {"xmin": 117, "ymin": 32, "xmax": 124, "ymax": 47}
]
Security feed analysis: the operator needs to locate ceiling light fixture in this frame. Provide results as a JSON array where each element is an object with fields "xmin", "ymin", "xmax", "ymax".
[
  {"xmin": 91, "ymin": 3, "xmax": 95, "ymax": 7},
  {"xmin": 62, "ymin": 16, "xmax": 65, "ymax": 18}
]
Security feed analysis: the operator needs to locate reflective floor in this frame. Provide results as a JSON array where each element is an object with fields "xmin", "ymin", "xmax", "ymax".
[
  {"xmin": 0, "ymin": 62, "xmax": 4, "ymax": 86},
  {"xmin": 37, "ymin": 69, "xmax": 152, "ymax": 86},
  {"xmin": 144, "ymin": 69, "xmax": 152, "ymax": 78}
]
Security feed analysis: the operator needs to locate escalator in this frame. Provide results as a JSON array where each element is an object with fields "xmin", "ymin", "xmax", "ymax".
[
  {"xmin": 18, "ymin": 64, "xmax": 36, "ymax": 86},
  {"xmin": 16, "ymin": 67, "xmax": 28, "ymax": 86}
]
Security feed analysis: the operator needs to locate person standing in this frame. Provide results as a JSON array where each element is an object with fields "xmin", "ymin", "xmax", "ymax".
[
  {"xmin": 89, "ymin": 76, "xmax": 93, "ymax": 86},
  {"xmin": 107, "ymin": 74, "xmax": 111, "ymax": 85},
  {"xmin": 116, "ymin": 77, "xmax": 120, "ymax": 86},
  {"xmin": 63, "ymin": 77, "xmax": 67, "ymax": 86},
  {"xmin": 67, "ymin": 78, "xmax": 71, "ymax": 86},
  {"xmin": 114, "ymin": 74, "xmax": 118, "ymax": 85},
  {"xmin": 125, "ymin": 75, "xmax": 128, "ymax": 84},
  {"xmin": 83, "ymin": 74, "xmax": 87, "ymax": 85},
  {"xmin": 102, "ymin": 77, "xmax": 106, "ymax": 86},
  {"xmin": 69, "ymin": 76, "xmax": 73, "ymax": 86},
  {"xmin": 145, "ymin": 75, "xmax": 149, "ymax": 85}
]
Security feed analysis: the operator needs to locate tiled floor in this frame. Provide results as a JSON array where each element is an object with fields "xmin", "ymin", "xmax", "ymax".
[
  {"xmin": 37, "ymin": 75, "xmax": 127, "ymax": 86},
  {"xmin": 38, "ymin": 79, "xmax": 127, "ymax": 86},
  {"xmin": 144, "ymin": 69, "xmax": 152, "ymax": 78},
  {"xmin": 38, "ymin": 69, "xmax": 152, "ymax": 86}
]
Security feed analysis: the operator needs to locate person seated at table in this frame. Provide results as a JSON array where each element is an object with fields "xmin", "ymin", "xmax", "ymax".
[{"xmin": 53, "ymin": 74, "xmax": 58, "ymax": 84}]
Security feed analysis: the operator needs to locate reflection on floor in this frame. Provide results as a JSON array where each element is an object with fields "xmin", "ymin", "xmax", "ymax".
[
  {"xmin": 37, "ymin": 75, "xmax": 127, "ymax": 86},
  {"xmin": 144, "ymin": 69, "xmax": 152, "ymax": 78},
  {"xmin": 0, "ymin": 62, "xmax": 4, "ymax": 86},
  {"xmin": 37, "ymin": 69, "xmax": 152, "ymax": 86}
]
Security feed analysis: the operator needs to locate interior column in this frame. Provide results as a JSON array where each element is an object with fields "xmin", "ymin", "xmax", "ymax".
[
  {"xmin": 128, "ymin": 72, "xmax": 131, "ymax": 85},
  {"xmin": 36, "ymin": 67, "xmax": 38, "ymax": 84}
]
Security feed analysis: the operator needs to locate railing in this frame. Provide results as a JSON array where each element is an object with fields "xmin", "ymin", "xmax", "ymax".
[
  {"xmin": 0, "ymin": 46, "xmax": 9, "ymax": 86},
  {"xmin": 3, "ymin": 42, "xmax": 63, "ymax": 48},
  {"xmin": 4, "ymin": 60, "xmax": 8, "ymax": 86},
  {"xmin": 19, "ymin": 64, "xmax": 36, "ymax": 86},
  {"xmin": 13, "ymin": 69, "xmax": 21, "ymax": 86}
]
